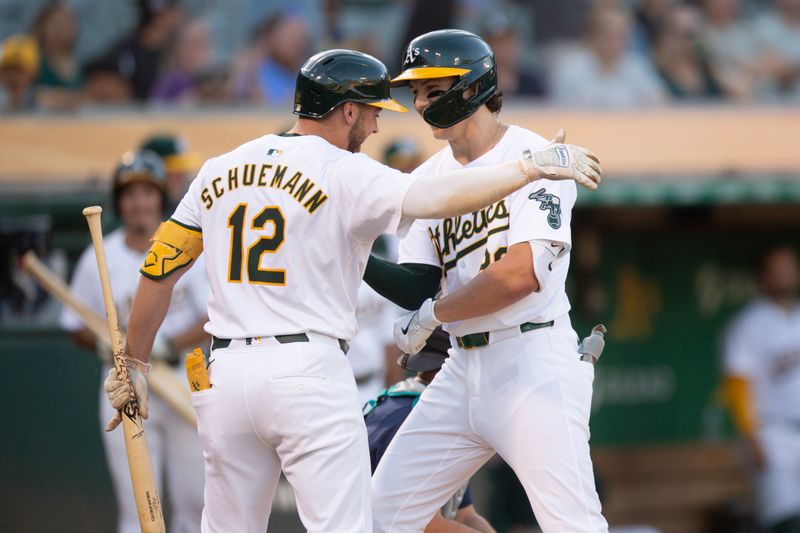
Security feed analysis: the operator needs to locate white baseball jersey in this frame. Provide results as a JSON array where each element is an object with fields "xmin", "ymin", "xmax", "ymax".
[
  {"xmin": 171, "ymin": 133, "xmax": 415, "ymax": 341},
  {"xmin": 398, "ymin": 125, "xmax": 575, "ymax": 337},
  {"xmin": 59, "ymin": 228, "xmax": 209, "ymax": 342},
  {"xmin": 723, "ymin": 298, "xmax": 800, "ymax": 423}
]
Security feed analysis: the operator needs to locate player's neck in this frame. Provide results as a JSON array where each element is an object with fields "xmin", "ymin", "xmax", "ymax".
[
  {"xmin": 448, "ymin": 112, "xmax": 506, "ymax": 166},
  {"xmin": 288, "ymin": 118, "xmax": 349, "ymax": 151}
]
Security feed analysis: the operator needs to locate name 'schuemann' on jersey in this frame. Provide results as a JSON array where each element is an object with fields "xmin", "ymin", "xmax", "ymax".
[{"xmin": 171, "ymin": 133, "xmax": 415, "ymax": 341}]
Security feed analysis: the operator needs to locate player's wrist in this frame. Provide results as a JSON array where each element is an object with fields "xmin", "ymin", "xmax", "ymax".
[
  {"xmin": 420, "ymin": 298, "xmax": 443, "ymax": 329},
  {"xmin": 518, "ymin": 150, "xmax": 541, "ymax": 182}
]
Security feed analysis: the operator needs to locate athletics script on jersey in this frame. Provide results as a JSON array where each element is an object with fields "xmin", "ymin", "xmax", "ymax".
[
  {"xmin": 199, "ymin": 162, "xmax": 329, "ymax": 215},
  {"xmin": 427, "ymin": 200, "xmax": 509, "ymax": 273}
]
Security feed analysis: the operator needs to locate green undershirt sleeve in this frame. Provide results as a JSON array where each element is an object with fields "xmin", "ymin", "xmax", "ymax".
[{"xmin": 363, "ymin": 255, "xmax": 442, "ymax": 310}]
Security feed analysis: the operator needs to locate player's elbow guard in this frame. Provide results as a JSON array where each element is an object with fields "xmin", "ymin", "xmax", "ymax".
[
  {"xmin": 140, "ymin": 219, "xmax": 203, "ymax": 279},
  {"xmin": 529, "ymin": 240, "xmax": 565, "ymax": 294}
]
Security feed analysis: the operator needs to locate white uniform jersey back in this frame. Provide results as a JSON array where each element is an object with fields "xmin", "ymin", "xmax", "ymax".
[
  {"xmin": 398, "ymin": 125, "xmax": 575, "ymax": 337},
  {"xmin": 724, "ymin": 298, "xmax": 800, "ymax": 423},
  {"xmin": 60, "ymin": 229, "xmax": 209, "ymax": 342},
  {"xmin": 172, "ymin": 133, "xmax": 414, "ymax": 341}
]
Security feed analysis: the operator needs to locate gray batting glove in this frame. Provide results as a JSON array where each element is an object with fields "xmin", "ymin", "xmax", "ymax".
[
  {"xmin": 520, "ymin": 129, "xmax": 603, "ymax": 190},
  {"xmin": 394, "ymin": 298, "xmax": 442, "ymax": 355},
  {"xmin": 103, "ymin": 358, "xmax": 150, "ymax": 431}
]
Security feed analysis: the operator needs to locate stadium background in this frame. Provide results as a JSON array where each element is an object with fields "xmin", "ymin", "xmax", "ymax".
[{"xmin": 1, "ymin": 0, "xmax": 799, "ymax": 532}]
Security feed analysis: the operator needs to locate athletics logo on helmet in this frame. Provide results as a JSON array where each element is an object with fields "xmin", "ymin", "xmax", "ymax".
[
  {"xmin": 112, "ymin": 150, "xmax": 167, "ymax": 215},
  {"xmin": 293, "ymin": 49, "xmax": 407, "ymax": 118},
  {"xmin": 393, "ymin": 29, "xmax": 498, "ymax": 129}
]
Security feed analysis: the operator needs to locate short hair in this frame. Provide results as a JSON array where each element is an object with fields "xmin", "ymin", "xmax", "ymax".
[{"xmin": 486, "ymin": 89, "xmax": 503, "ymax": 113}]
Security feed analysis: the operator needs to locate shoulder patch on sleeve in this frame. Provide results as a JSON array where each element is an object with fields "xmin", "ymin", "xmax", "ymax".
[{"xmin": 140, "ymin": 220, "xmax": 203, "ymax": 279}]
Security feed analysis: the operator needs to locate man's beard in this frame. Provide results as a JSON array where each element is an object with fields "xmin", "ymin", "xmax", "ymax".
[{"xmin": 347, "ymin": 117, "xmax": 367, "ymax": 153}]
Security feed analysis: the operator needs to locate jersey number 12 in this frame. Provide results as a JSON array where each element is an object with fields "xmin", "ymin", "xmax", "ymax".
[{"xmin": 227, "ymin": 203, "xmax": 286, "ymax": 285}]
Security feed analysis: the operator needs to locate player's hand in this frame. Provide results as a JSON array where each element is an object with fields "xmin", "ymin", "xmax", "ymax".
[
  {"xmin": 520, "ymin": 128, "xmax": 602, "ymax": 190},
  {"xmin": 104, "ymin": 358, "xmax": 150, "ymax": 431},
  {"xmin": 394, "ymin": 298, "xmax": 442, "ymax": 355}
]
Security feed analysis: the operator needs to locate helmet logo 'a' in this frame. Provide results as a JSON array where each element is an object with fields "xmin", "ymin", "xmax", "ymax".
[{"xmin": 404, "ymin": 45, "xmax": 420, "ymax": 66}]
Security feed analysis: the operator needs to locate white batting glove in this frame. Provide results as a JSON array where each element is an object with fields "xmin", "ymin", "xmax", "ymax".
[
  {"xmin": 520, "ymin": 129, "xmax": 603, "ymax": 190},
  {"xmin": 103, "ymin": 358, "xmax": 150, "ymax": 432},
  {"xmin": 394, "ymin": 298, "xmax": 442, "ymax": 355}
]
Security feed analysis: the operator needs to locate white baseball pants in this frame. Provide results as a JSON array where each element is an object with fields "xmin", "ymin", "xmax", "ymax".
[
  {"xmin": 100, "ymin": 365, "xmax": 204, "ymax": 533},
  {"xmin": 755, "ymin": 422, "xmax": 800, "ymax": 526},
  {"xmin": 194, "ymin": 334, "xmax": 372, "ymax": 533},
  {"xmin": 371, "ymin": 316, "xmax": 608, "ymax": 533}
]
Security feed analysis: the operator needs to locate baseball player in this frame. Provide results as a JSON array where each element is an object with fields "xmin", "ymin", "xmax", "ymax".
[
  {"xmin": 101, "ymin": 48, "xmax": 600, "ymax": 533},
  {"xmin": 365, "ymin": 30, "xmax": 609, "ymax": 532},
  {"xmin": 723, "ymin": 245, "xmax": 800, "ymax": 533},
  {"xmin": 60, "ymin": 150, "xmax": 208, "ymax": 533},
  {"xmin": 364, "ymin": 327, "xmax": 495, "ymax": 533}
]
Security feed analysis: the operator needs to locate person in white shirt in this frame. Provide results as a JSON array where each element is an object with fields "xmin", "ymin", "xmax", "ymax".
[
  {"xmin": 60, "ymin": 150, "xmax": 208, "ymax": 533},
  {"xmin": 724, "ymin": 245, "xmax": 800, "ymax": 533},
  {"xmin": 369, "ymin": 30, "xmax": 608, "ymax": 533},
  {"xmin": 101, "ymin": 48, "xmax": 600, "ymax": 533}
]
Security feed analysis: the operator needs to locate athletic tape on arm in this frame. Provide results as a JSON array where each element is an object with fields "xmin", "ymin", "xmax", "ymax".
[{"xmin": 140, "ymin": 220, "xmax": 203, "ymax": 279}]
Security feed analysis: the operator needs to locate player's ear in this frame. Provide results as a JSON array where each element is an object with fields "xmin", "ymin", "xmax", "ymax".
[{"xmin": 342, "ymin": 102, "xmax": 357, "ymax": 125}]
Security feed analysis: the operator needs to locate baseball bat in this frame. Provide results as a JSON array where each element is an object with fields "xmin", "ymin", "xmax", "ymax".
[
  {"xmin": 21, "ymin": 251, "xmax": 197, "ymax": 427},
  {"xmin": 82, "ymin": 206, "xmax": 166, "ymax": 533}
]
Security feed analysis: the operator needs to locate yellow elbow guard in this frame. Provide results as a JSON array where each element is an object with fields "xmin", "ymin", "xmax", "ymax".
[
  {"xmin": 725, "ymin": 375, "xmax": 758, "ymax": 437},
  {"xmin": 140, "ymin": 219, "xmax": 203, "ymax": 279}
]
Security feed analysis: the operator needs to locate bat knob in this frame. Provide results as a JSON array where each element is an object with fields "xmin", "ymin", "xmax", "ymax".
[{"xmin": 82, "ymin": 205, "xmax": 103, "ymax": 216}]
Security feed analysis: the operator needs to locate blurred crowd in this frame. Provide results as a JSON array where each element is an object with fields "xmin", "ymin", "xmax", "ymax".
[{"xmin": 0, "ymin": 0, "xmax": 799, "ymax": 113}]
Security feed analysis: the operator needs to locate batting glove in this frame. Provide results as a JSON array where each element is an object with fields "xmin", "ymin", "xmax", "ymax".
[
  {"xmin": 394, "ymin": 298, "xmax": 442, "ymax": 355},
  {"xmin": 104, "ymin": 357, "xmax": 150, "ymax": 432},
  {"xmin": 520, "ymin": 129, "xmax": 603, "ymax": 190}
]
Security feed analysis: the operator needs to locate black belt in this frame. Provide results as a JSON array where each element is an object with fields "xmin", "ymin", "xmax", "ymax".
[
  {"xmin": 212, "ymin": 333, "xmax": 349, "ymax": 354},
  {"xmin": 456, "ymin": 320, "xmax": 555, "ymax": 349}
]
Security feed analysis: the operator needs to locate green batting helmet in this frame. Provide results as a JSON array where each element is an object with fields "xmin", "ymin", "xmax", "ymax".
[
  {"xmin": 112, "ymin": 150, "xmax": 167, "ymax": 215},
  {"xmin": 393, "ymin": 29, "xmax": 498, "ymax": 128},
  {"xmin": 293, "ymin": 49, "xmax": 407, "ymax": 118}
]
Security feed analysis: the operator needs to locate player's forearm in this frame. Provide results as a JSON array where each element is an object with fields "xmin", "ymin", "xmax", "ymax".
[
  {"xmin": 455, "ymin": 509, "xmax": 495, "ymax": 533},
  {"xmin": 425, "ymin": 512, "xmax": 485, "ymax": 533},
  {"xmin": 126, "ymin": 275, "xmax": 179, "ymax": 364},
  {"xmin": 433, "ymin": 243, "xmax": 538, "ymax": 323},
  {"xmin": 363, "ymin": 255, "xmax": 441, "ymax": 310},
  {"xmin": 403, "ymin": 162, "xmax": 530, "ymax": 219}
]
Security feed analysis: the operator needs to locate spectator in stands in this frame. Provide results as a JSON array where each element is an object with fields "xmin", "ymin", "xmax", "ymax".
[
  {"xmin": 651, "ymin": 4, "xmax": 724, "ymax": 100},
  {"xmin": 108, "ymin": 0, "xmax": 184, "ymax": 101},
  {"xmin": 480, "ymin": 12, "xmax": 546, "ymax": 97},
  {"xmin": 150, "ymin": 18, "xmax": 212, "ymax": 103},
  {"xmin": 631, "ymin": 0, "xmax": 677, "ymax": 50},
  {"xmin": 700, "ymin": 0, "xmax": 778, "ymax": 100},
  {"xmin": 230, "ymin": 9, "xmax": 309, "ymax": 106},
  {"xmin": 140, "ymin": 133, "xmax": 200, "ymax": 211},
  {"xmin": 0, "ymin": 34, "xmax": 39, "ymax": 112},
  {"xmin": 751, "ymin": 0, "xmax": 800, "ymax": 99},
  {"xmin": 549, "ymin": 3, "xmax": 667, "ymax": 108},
  {"xmin": 31, "ymin": 1, "xmax": 82, "ymax": 111},
  {"xmin": 82, "ymin": 54, "xmax": 134, "ymax": 105},
  {"xmin": 723, "ymin": 246, "xmax": 800, "ymax": 533},
  {"xmin": 190, "ymin": 62, "xmax": 233, "ymax": 104}
]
